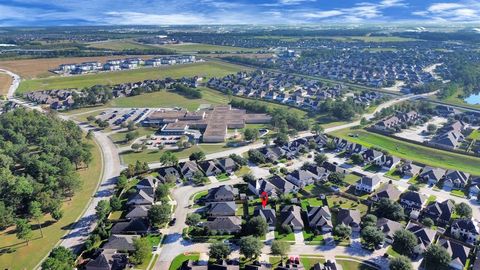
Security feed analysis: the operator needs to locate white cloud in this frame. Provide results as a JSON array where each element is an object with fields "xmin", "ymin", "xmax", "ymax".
[
  {"xmin": 428, "ymin": 3, "xmax": 465, "ymax": 12},
  {"xmin": 414, "ymin": 1, "xmax": 480, "ymax": 22},
  {"xmin": 104, "ymin": 11, "xmax": 213, "ymax": 25},
  {"xmin": 303, "ymin": 10, "xmax": 344, "ymax": 19}
]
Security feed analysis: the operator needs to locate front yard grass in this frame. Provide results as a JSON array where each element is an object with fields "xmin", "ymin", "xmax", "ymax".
[
  {"xmin": 344, "ymin": 174, "xmax": 361, "ymax": 185},
  {"xmin": 302, "ymin": 230, "xmax": 324, "ymax": 245},
  {"xmin": 274, "ymin": 231, "xmax": 295, "ymax": 241},
  {"xmin": 169, "ymin": 253, "xmax": 200, "ymax": 270},
  {"xmin": 384, "ymin": 168, "xmax": 402, "ymax": 180},
  {"xmin": 216, "ymin": 173, "xmax": 230, "ymax": 182},
  {"xmin": 450, "ymin": 189, "xmax": 467, "ymax": 198},
  {"xmin": 300, "ymin": 197, "xmax": 324, "ymax": 210}
]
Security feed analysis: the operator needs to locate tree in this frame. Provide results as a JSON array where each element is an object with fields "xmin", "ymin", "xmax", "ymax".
[
  {"xmin": 0, "ymin": 202, "xmax": 14, "ymax": 230},
  {"xmin": 245, "ymin": 216, "xmax": 268, "ymax": 237},
  {"xmin": 155, "ymin": 184, "xmax": 170, "ymax": 199},
  {"xmin": 95, "ymin": 200, "xmax": 111, "ymax": 221},
  {"xmin": 131, "ymin": 237, "xmax": 150, "ymax": 265},
  {"xmin": 392, "ymin": 229, "xmax": 417, "ymax": 256},
  {"xmin": 375, "ymin": 198, "xmax": 404, "ymax": 221},
  {"xmin": 427, "ymin": 124, "xmax": 437, "ymax": 134},
  {"xmin": 186, "ymin": 213, "xmax": 201, "ymax": 226},
  {"xmin": 86, "ymin": 115, "xmax": 96, "ymax": 122},
  {"xmin": 189, "ymin": 151, "xmax": 206, "ymax": 163},
  {"xmin": 312, "ymin": 123, "xmax": 324, "ymax": 134},
  {"xmin": 248, "ymin": 149, "xmax": 266, "ymax": 164},
  {"xmin": 314, "ymin": 153, "xmax": 327, "ymax": 166},
  {"xmin": 148, "ymin": 204, "xmax": 171, "ymax": 227},
  {"xmin": 244, "ymin": 128, "xmax": 260, "ymax": 141},
  {"xmin": 274, "ymin": 132, "xmax": 289, "ymax": 146},
  {"xmin": 270, "ymin": 240, "xmax": 290, "ymax": 262},
  {"xmin": 280, "ymin": 224, "xmax": 292, "ymax": 234},
  {"xmin": 423, "ymin": 244, "xmax": 451, "ymax": 270},
  {"xmin": 361, "ymin": 214, "xmax": 377, "ymax": 228},
  {"xmin": 28, "ymin": 201, "xmax": 44, "ymax": 237},
  {"xmin": 51, "ymin": 207, "xmax": 63, "ymax": 221},
  {"xmin": 110, "ymin": 195, "xmax": 122, "ymax": 211},
  {"xmin": 422, "ymin": 217, "xmax": 434, "ymax": 228},
  {"xmin": 389, "ymin": 255, "xmax": 413, "ymax": 270},
  {"xmin": 328, "ymin": 172, "xmax": 345, "ymax": 184},
  {"xmin": 334, "ymin": 224, "xmax": 351, "ymax": 240},
  {"xmin": 16, "ymin": 219, "xmax": 33, "ymax": 246},
  {"xmin": 351, "ymin": 153, "xmax": 364, "ymax": 165},
  {"xmin": 239, "ymin": 236, "xmax": 263, "ymax": 259},
  {"xmin": 209, "ymin": 242, "xmax": 231, "ymax": 261},
  {"xmin": 243, "ymin": 173, "xmax": 255, "ymax": 183},
  {"xmin": 160, "ymin": 151, "xmax": 178, "ymax": 166},
  {"xmin": 408, "ymin": 184, "xmax": 419, "ymax": 191},
  {"xmin": 454, "ymin": 202, "xmax": 472, "ymax": 219},
  {"xmin": 263, "ymin": 136, "xmax": 271, "ymax": 147},
  {"xmin": 117, "ymin": 175, "xmax": 128, "ymax": 191},
  {"xmin": 131, "ymin": 143, "xmax": 142, "ymax": 152},
  {"xmin": 41, "ymin": 246, "xmax": 75, "ymax": 270},
  {"xmin": 361, "ymin": 226, "xmax": 384, "ymax": 249},
  {"xmin": 86, "ymin": 130, "xmax": 94, "ymax": 139},
  {"xmin": 192, "ymin": 171, "xmax": 208, "ymax": 185}
]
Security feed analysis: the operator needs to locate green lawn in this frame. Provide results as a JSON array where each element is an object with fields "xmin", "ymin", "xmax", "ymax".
[
  {"xmin": 384, "ymin": 168, "xmax": 402, "ymax": 180},
  {"xmin": 88, "ymin": 40, "xmax": 160, "ymax": 50},
  {"xmin": 344, "ymin": 174, "xmax": 361, "ymax": 185},
  {"xmin": 136, "ymin": 234, "xmax": 162, "ymax": 270},
  {"xmin": 120, "ymin": 143, "xmax": 233, "ymax": 165},
  {"xmin": 161, "ymin": 43, "xmax": 260, "ymax": 53},
  {"xmin": 0, "ymin": 139, "xmax": 103, "ymax": 270},
  {"xmin": 300, "ymin": 256, "xmax": 325, "ymax": 269},
  {"xmin": 327, "ymin": 195, "xmax": 368, "ymax": 215},
  {"xmin": 336, "ymin": 258, "xmax": 378, "ymax": 270},
  {"xmin": 468, "ymin": 130, "xmax": 480, "ymax": 140},
  {"xmin": 301, "ymin": 197, "xmax": 324, "ymax": 210},
  {"xmin": 302, "ymin": 230, "xmax": 324, "ymax": 245},
  {"xmin": 169, "ymin": 253, "xmax": 200, "ymax": 270},
  {"xmin": 386, "ymin": 246, "xmax": 401, "ymax": 258},
  {"xmin": 17, "ymin": 61, "xmax": 248, "ymax": 93},
  {"xmin": 274, "ymin": 231, "xmax": 295, "ymax": 241},
  {"xmin": 109, "ymin": 127, "xmax": 158, "ymax": 145},
  {"xmin": 427, "ymin": 195, "xmax": 437, "ymax": 204},
  {"xmin": 450, "ymin": 189, "xmax": 467, "ymax": 198},
  {"xmin": 330, "ymin": 128, "xmax": 480, "ymax": 175}
]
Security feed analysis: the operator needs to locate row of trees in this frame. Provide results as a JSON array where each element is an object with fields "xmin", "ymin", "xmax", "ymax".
[{"xmin": 173, "ymin": 84, "xmax": 202, "ymax": 99}]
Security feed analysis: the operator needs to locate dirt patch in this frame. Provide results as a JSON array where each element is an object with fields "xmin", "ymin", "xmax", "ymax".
[{"xmin": 0, "ymin": 72, "xmax": 12, "ymax": 96}]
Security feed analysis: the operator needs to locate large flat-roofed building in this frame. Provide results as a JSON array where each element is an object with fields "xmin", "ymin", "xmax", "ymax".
[{"xmin": 142, "ymin": 105, "xmax": 271, "ymax": 143}]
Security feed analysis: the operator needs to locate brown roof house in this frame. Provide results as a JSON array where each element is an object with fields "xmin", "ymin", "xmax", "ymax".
[
  {"xmin": 280, "ymin": 205, "xmax": 304, "ymax": 231},
  {"xmin": 337, "ymin": 209, "xmax": 361, "ymax": 232}
]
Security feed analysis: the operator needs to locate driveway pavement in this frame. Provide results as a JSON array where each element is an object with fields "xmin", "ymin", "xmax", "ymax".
[{"xmin": 294, "ymin": 229, "xmax": 305, "ymax": 245}]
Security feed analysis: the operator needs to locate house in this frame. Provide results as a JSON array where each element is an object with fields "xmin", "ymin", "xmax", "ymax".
[
  {"xmin": 424, "ymin": 200, "xmax": 454, "ymax": 226},
  {"xmin": 157, "ymin": 166, "xmax": 182, "ymax": 183},
  {"xmin": 136, "ymin": 176, "xmax": 157, "ymax": 195},
  {"xmin": 260, "ymin": 147, "xmax": 286, "ymax": 162},
  {"xmin": 280, "ymin": 205, "xmax": 304, "ymax": 230},
  {"xmin": 376, "ymin": 218, "xmax": 403, "ymax": 244},
  {"xmin": 217, "ymin": 157, "xmax": 237, "ymax": 174},
  {"xmin": 322, "ymin": 162, "xmax": 347, "ymax": 174},
  {"xmin": 125, "ymin": 205, "xmax": 150, "ymax": 220},
  {"xmin": 337, "ymin": 209, "xmax": 361, "ymax": 232},
  {"xmin": 399, "ymin": 162, "xmax": 422, "ymax": 178},
  {"xmin": 205, "ymin": 216, "xmax": 242, "ymax": 233},
  {"xmin": 405, "ymin": 222, "xmax": 437, "ymax": 255},
  {"xmin": 306, "ymin": 206, "xmax": 333, "ymax": 232},
  {"xmin": 253, "ymin": 206, "xmax": 277, "ymax": 230},
  {"xmin": 355, "ymin": 175, "xmax": 381, "ymax": 193},
  {"xmin": 275, "ymin": 258, "xmax": 305, "ymax": 270},
  {"xmin": 400, "ymin": 191, "xmax": 427, "ymax": 210},
  {"xmin": 370, "ymin": 184, "xmax": 402, "ymax": 202},
  {"xmin": 286, "ymin": 169, "xmax": 318, "ymax": 188},
  {"xmin": 181, "ymin": 259, "xmax": 208, "ymax": 270},
  {"xmin": 451, "ymin": 219, "xmax": 480, "ymax": 244},
  {"xmin": 199, "ymin": 160, "xmax": 223, "ymax": 176},
  {"xmin": 376, "ymin": 155, "xmax": 400, "ymax": 171},
  {"xmin": 179, "ymin": 161, "xmax": 201, "ymax": 179},
  {"xmin": 206, "ymin": 202, "xmax": 237, "ymax": 216},
  {"xmin": 443, "ymin": 170, "xmax": 470, "ymax": 189},
  {"xmin": 244, "ymin": 262, "xmax": 272, "ymax": 270},
  {"xmin": 204, "ymin": 185, "xmax": 239, "ymax": 202},
  {"xmin": 126, "ymin": 189, "xmax": 154, "ymax": 206},
  {"xmin": 269, "ymin": 175, "xmax": 299, "ymax": 194},
  {"xmin": 419, "ymin": 166, "xmax": 446, "ymax": 185},
  {"xmin": 314, "ymin": 260, "xmax": 343, "ymax": 270},
  {"xmin": 209, "ymin": 260, "xmax": 240, "ymax": 270},
  {"xmin": 110, "ymin": 218, "xmax": 149, "ymax": 235},
  {"xmin": 469, "ymin": 178, "xmax": 480, "ymax": 198},
  {"xmin": 437, "ymin": 238, "xmax": 471, "ymax": 270},
  {"xmin": 305, "ymin": 165, "xmax": 329, "ymax": 182},
  {"xmin": 362, "ymin": 149, "xmax": 384, "ymax": 163},
  {"xmin": 85, "ymin": 250, "xmax": 128, "ymax": 270},
  {"xmin": 248, "ymin": 179, "xmax": 277, "ymax": 198},
  {"xmin": 102, "ymin": 234, "xmax": 139, "ymax": 251}
]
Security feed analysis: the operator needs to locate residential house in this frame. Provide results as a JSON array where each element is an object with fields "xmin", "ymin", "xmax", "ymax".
[
  {"xmin": 419, "ymin": 166, "xmax": 446, "ymax": 185},
  {"xmin": 405, "ymin": 222, "xmax": 437, "ymax": 256},
  {"xmin": 305, "ymin": 165, "xmax": 329, "ymax": 182},
  {"xmin": 286, "ymin": 169, "xmax": 318, "ymax": 188},
  {"xmin": 370, "ymin": 184, "xmax": 402, "ymax": 202},
  {"xmin": 306, "ymin": 206, "xmax": 333, "ymax": 232},
  {"xmin": 206, "ymin": 202, "xmax": 237, "ymax": 217},
  {"xmin": 85, "ymin": 250, "xmax": 128, "ymax": 270},
  {"xmin": 399, "ymin": 162, "xmax": 422, "ymax": 178},
  {"xmin": 110, "ymin": 218, "xmax": 149, "ymax": 235},
  {"xmin": 209, "ymin": 260, "xmax": 240, "ymax": 270},
  {"xmin": 400, "ymin": 191, "xmax": 427, "ymax": 210},
  {"xmin": 217, "ymin": 157, "xmax": 237, "ymax": 174},
  {"xmin": 376, "ymin": 218, "xmax": 403, "ymax": 244},
  {"xmin": 179, "ymin": 161, "xmax": 201, "ymax": 180},
  {"xmin": 253, "ymin": 206, "xmax": 277, "ymax": 231},
  {"xmin": 205, "ymin": 216, "xmax": 242, "ymax": 234},
  {"xmin": 275, "ymin": 258, "xmax": 305, "ymax": 270},
  {"xmin": 437, "ymin": 238, "xmax": 471, "ymax": 270},
  {"xmin": 199, "ymin": 160, "xmax": 223, "ymax": 176},
  {"xmin": 260, "ymin": 146, "xmax": 287, "ymax": 162},
  {"xmin": 280, "ymin": 205, "xmax": 304, "ymax": 230},
  {"xmin": 469, "ymin": 178, "xmax": 480, "ymax": 198},
  {"xmin": 337, "ymin": 209, "xmax": 361, "ymax": 232},
  {"xmin": 181, "ymin": 260, "xmax": 208, "ymax": 270},
  {"xmin": 125, "ymin": 205, "xmax": 150, "ymax": 220},
  {"xmin": 362, "ymin": 149, "xmax": 384, "ymax": 163},
  {"xmin": 136, "ymin": 176, "xmax": 157, "ymax": 196},
  {"xmin": 424, "ymin": 200, "xmax": 454, "ymax": 226},
  {"xmin": 322, "ymin": 162, "xmax": 347, "ymax": 174},
  {"xmin": 102, "ymin": 234, "xmax": 139, "ymax": 251},
  {"xmin": 451, "ymin": 219, "xmax": 480, "ymax": 244},
  {"xmin": 269, "ymin": 175, "xmax": 299, "ymax": 194},
  {"xmin": 355, "ymin": 175, "xmax": 381, "ymax": 193},
  {"xmin": 376, "ymin": 155, "xmax": 401, "ymax": 171},
  {"xmin": 443, "ymin": 170, "xmax": 470, "ymax": 190},
  {"xmin": 248, "ymin": 179, "xmax": 277, "ymax": 198},
  {"xmin": 126, "ymin": 189, "xmax": 154, "ymax": 206},
  {"xmin": 157, "ymin": 166, "xmax": 182, "ymax": 183},
  {"xmin": 244, "ymin": 262, "xmax": 272, "ymax": 270},
  {"xmin": 314, "ymin": 260, "xmax": 343, "ymax": 270},
  {"xmin": 204, "ymin": 185, "xmax": 239, "ymax": 202}
]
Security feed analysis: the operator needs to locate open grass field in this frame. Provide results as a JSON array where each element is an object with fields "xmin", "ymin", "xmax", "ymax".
[
  {"xmin": 336, "ymin": 258, "xmax": 377, "ymax": 270},
  {"xmin": 17, "ymin": 61, "xmax": 248, "ymax": 93},
  {"xmin": 0, "ymin": 72, "xmax": 12, "ymax": 96},
  {"xmin": 0, "ymin": 138, "xmax": 102, "ymax": 270},
  {"xmin": 87, "ymin": 40, "xmax": 160, "ymax": 50},
  {"xmin": 330, "ymin": 128, "xmax": 480, "ymax": 175},
  {"xmin": 468, "ymin": 130, "xmax": 480, "ymax": 140},
  {"xmin": 162, "ymin": 43, "xmax": 260, "ymax": 53},
  {"xmin": 0, "ymin": 55, "xmax": 156, "ymax": 79}
]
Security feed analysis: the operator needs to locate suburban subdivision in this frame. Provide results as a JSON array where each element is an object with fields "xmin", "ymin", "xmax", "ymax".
[{"xmin": 1, "ymin": 10, "xmax": 480, "ymax": 270}]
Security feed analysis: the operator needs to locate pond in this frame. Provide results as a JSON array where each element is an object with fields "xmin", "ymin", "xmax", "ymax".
[{"xmin": 464, "ymin": 93, "xmax": 480, "ymax": 105}]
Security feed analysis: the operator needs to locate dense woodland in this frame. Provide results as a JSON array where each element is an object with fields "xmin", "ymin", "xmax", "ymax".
[{"xmin": 0, "ymin": 109, "xmax": 93, "ymax": 230}]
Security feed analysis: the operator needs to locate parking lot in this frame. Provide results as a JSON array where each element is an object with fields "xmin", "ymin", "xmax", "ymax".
[{"xmin": 96, "ymin": 108, "xmax": 151, "ymax": 127}]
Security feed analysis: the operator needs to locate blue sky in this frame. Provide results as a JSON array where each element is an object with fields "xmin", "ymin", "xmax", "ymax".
[{"xmin": 0, "ymin": 0, "xmax": 479, "ymax": 26}]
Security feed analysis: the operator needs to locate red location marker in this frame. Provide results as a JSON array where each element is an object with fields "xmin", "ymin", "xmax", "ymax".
[{"xmin": 260, "ymin": 191, "xmax": 268, "ymax": 208}]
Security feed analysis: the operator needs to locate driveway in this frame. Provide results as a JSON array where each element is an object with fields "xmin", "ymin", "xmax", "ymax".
[{"xmin": 294, "ymin": 229, "xmax": 305, "ymax": 245}]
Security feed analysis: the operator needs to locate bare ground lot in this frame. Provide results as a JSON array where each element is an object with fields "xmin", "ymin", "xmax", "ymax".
[
  {"xmin": 0, "ymin": 55, "xmax": 155, "ymax": 79},
  {"xmin": 395, "ymin": 116, "xmax": 448, "ymax": 143},
  {"xmin": 0, "ymin": 72, "xmax": 12, "ymax": 96}
]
